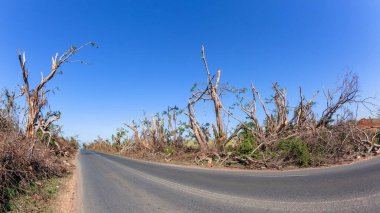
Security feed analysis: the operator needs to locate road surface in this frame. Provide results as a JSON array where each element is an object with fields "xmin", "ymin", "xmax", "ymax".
[{"xmin": 78, "ymin": 150, "xmax": 380, "ymax": 212}]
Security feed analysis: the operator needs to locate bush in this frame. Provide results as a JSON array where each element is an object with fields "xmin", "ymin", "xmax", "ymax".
[
  {"xmin": 237, "ymin": 140, "xmax": 253, "ymax": 155},
  {"xmin": 237, "ymin": 125, "xmax": 255, "ymax": 155},
  {"xmin": 54, "ymin": 137, "xmax": 80, "ymax": 157},
  {"xmin": 375, "ymin": 132, "xmax": 380, "ymax": 145},
  {"xmin": 163, "ymin": 146, "xmax": 177, "ymax": 155},
  {"xmin": 278, "ymin": 138, "xmax": 310, "ymax": 167},
  {"xmin": 185, "ymin": 141, "xmax": 199, "ymax": 149},
  {"xmin": 0, "ymin": 131, "xmax": 66, "ymax": 211}
]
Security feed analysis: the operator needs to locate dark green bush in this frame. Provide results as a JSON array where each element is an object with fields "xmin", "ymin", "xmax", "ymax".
[
  {"xmin": 375, "ymin": 132, "xmax": 380, "ymax": 145},
  {"xmin": 238, "ymin": 139, "xmax": 253, "ymax": 155},
  {"xmin": 237, "ymin": 126, "xmax": 255, "ymax": 155},
  {"xmin": 278, "ymin": 138, "xmax": 310, "ymax": 167}
]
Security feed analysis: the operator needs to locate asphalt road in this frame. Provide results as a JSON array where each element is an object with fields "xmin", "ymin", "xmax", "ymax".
[{"xmin": 78, "ymin": 150, "xmax": 380, "ymax": 213}]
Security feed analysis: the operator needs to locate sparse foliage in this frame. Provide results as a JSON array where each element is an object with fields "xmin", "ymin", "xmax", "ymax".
[
  {"xmin": 18, "ymin": 42, "xmax": 96, "ymax": 138},
  {"xmin": 85, "ymin": 46, "xmax": 379, "ymax": 170},
  {"xmin": 0, "ymin": 43, "xmax": 93, "ymax": 211}
]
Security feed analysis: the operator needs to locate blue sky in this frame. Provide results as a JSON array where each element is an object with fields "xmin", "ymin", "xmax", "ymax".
[{"xmin": 1, "ymin": 0, "xmax": 379, "ymax": 142}]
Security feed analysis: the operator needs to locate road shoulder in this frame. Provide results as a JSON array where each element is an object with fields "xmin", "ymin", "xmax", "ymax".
[{"xmin": 49, "ymin": 154, "xmax": 79, "ymax": 213}]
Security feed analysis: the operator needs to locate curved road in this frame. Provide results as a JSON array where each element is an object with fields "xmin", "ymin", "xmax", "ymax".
[{"xmin": 78, "ymin": 150, "xmax": 380, "ymax": 212}]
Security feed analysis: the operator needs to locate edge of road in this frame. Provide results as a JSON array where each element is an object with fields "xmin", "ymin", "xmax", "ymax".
[{"xmin": 84, "ymin": 149, "xmax": 380, "ymax": 176}]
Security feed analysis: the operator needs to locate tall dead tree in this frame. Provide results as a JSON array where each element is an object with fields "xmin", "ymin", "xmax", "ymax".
[
  {"xmin": 125, "ymin": 121, "xmax": 146, "ymax": 149},
  {"xmin": 317, "ymin": 72, "xmax": 360, "ymax": 128},
  {"xmin": 200, "ymin": 46, "xmax": 226, "ymax": 145},
  {"xmin": 186, "ymin": 47, "xmax": 240, "ymax": 152},
  {"xmin": 186, "ymin": 102, "xmax": 209, "ymax": 152},
  {"xmin": 18, "ymin": 42, "xmax": 95, "ymax": 138},
  {"xmin": 164, "ymin": 106, "xmax": 182, "ymax": 145}
]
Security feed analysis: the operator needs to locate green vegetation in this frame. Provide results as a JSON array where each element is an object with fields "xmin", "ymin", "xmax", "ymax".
[
  {"xmin": 85, "ymin": 48, "xmax": 379, "ymax": 170},
  {"xmin": 0, "ymin": 44, "xmax": 85, "ymax": 211},
  {"xmin": 6, "ymin": 177, "xmax": 64, "ymax": 213},
  {"xmin": 236, "ymin": 124, "xmax": 255, "ymax": 156},
  {"xmin": 375, "ymin": 131, "xmax": 380, "ymax": 145},
  {"xmin": 278, "ymin": 138, "xmax": 310, "ymax": 167}
]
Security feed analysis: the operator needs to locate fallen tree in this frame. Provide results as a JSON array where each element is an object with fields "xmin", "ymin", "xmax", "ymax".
[{"xmin": 86, "ymin": 47, "xmax": 379, "ymax": 169}]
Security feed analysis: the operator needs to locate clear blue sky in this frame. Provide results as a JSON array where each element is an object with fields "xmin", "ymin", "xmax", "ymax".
[{"xmin": 1, "ymin": 0, "xmax": 379, "ymax": 142}]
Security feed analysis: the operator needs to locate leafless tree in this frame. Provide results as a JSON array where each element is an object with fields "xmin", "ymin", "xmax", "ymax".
[
  {"xmin": 125, "ymin": 121, "xmax": 146, "ymax": 149},
  {"xmin": 0, "ymin": 89, "xmax": 23, "ymax": 131},
  {"xmin": 186, "ymin": 46, "xmax": 241, "ymax": 152},
  {"xmin": 231, "ymin": 83, "xmax": 318, "ymax": 154},
  {"xmin": 18, "ymin": 42, "xmax": 96, "ymax": 138},
  {"xmin": 317, "ymin": 72, "xmax": 360, "ymax": 128}
]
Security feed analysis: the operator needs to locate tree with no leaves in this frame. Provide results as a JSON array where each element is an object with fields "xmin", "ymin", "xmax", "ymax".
[
  {"xmin": 18, "ymin": 42, "xmax": 96, "ymax": 138},
  {"xmin": 186, "ymin": 46, "xmax": 243, "ymax": 152}
]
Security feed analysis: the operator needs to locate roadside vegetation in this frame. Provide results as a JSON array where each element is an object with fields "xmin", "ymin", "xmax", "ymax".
[
  {"xmin": 86, "ymin": 47, "xmax": 380, "ymax": 169},
  {"xmin": 0, "ymin": 43, "xmax": 93, "ymax": 212}
]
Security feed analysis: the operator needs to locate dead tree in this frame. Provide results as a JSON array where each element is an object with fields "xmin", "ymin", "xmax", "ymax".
[
  {"xmin": 185, "ymin": 102, "xmax": 209, "ymax": 152},
  {"xmin": 150, "ymin": 114, "xmax": 166, "ymax": 148},
  {"xmin": 0, "ymin": 89, "xmax": 23, "ymax": 130},
  {"xmin": 200, "ymin": 46, "xmax": 226, "ymax": 146},
  {"xmin": 165, "ymin": 106, "xmax": 181, "ymax": 145},
  {"xmin": 18, "ymin": 42, "xmax": 95, "ymax": 138},
  {"xmin": 124, "ymin": 121, "xmax": 147, "ymax": 149},
  {"xmin": 230, "ymin": 82, "xmax": 319, "ymax": 155},
  {"xmin": 186, "ymin": 47, "xmax": 240, "ymax": 152},
  {"xmin": 36, "ymin": 111, "xmax": 61, "ymax": 147},
  {"xmin": 317, "ymin": 73, "xmax": 360, "ymax": 128}
]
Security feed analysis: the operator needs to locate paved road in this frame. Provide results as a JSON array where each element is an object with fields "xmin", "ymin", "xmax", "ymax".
[{"xmin": 78, "ymin": 150, "xmax": 380, "ymax": 213}]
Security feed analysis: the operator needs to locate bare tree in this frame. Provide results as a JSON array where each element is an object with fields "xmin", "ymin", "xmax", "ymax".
[
  {"xmin": 18, "ymin": 42, "xmax": 96, "ymax": 138},
  {"xmin": 36, "ymin": 110, "xmax": 61, "ymax": 146},
  {"xmin": 186, "ymin": 47, "xmax": 241, "ymax": 152},
  {"xmin": 125, "ymin": 121, "xmax": 146, "ymax": 149},
  {"xmin": 317, "ymin": 72, "xmax": 360, "ymax": 128},
  {"xmin": 164, "ymin": 106, "xmax": 183, "ymax": 146},
  {"xmin": 186, "ymin": 102, "xmax": 209, "ymax": 152},
  {"xmin": 230, "ymin": 83, "xmax": 317, "ymax": 154},
  {"xmin": 0, "ymin": 89, "xmax": 23, "ymax": 130}
]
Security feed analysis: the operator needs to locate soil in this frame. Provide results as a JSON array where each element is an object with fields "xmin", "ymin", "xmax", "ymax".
[
  {"xmin": 98, "ymin": 149, "xmax": 380, "ymax": 172},
  {"xmin": 49, "ymin": 154, "xmax": 79, "ymax": 213}
]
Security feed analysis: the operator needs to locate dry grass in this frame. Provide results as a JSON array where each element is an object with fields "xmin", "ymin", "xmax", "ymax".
[
  {"xmin": 86, "ymin": 123, "xmax": 380, "ymax": 170},
  {"xmin": 0, "ymin": 126, "xmax": 78, "ymax": 212}
]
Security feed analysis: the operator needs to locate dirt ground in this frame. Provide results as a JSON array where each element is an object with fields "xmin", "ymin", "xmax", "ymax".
[{"xmin": 49, "ymin": 154, "xmax": 79, "ymax": 213}]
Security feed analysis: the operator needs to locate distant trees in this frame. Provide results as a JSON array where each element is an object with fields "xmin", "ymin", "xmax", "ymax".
[
  {"xmin": 123, "ymin": 110, "xmax": 187, "ymax": 151},
  {"xmin": 86, "ymin": 46, "xmax": 379, "ymax": 168},
  {"xmin": 185, "ymin": 48, "xmax": 366, "ymax": 156}
]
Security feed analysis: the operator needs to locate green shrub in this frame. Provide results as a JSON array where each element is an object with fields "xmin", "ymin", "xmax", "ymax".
[
  {"xmin": 185, "ymin": 140, "xmax": 199, "ymax": 150},
  {"xmin": 237, "ymin": 125, "xmax": 256, "ymax": 155},
  {"xmin": 238, "ymin": 139, "xmax": 253, "ymax": 155},
  {"xmin": 3, "ymin": 187, "xmax": 17, "ymax": 211},
  {"xmin": 163, "ymin": 146, "xmax": 177, "ymax": 155},
  {"xmin": 224, "ymin": 140, "xmax": 236, "ymax": 152},
  {"xmin": 278, "ymin": 138, "xmax": 310, "ymax": 167},
  {"xmin": 375, "ymin": 132, "xmax": 380, "ymax": 145}
]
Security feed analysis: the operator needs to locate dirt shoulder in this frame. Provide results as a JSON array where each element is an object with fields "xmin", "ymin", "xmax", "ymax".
[
  {"xmin": 91, "ymin": 149, "xmax": 380, "ymax": 172},
  {"xmin": 48, "ymin": 154, "xmax": 79, "ymax": 213}
]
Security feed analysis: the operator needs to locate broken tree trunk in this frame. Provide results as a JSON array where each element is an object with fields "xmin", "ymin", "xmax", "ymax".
[{"xmin": 18, "ymin": 42, "xmax": 95, "ymax": 138}]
